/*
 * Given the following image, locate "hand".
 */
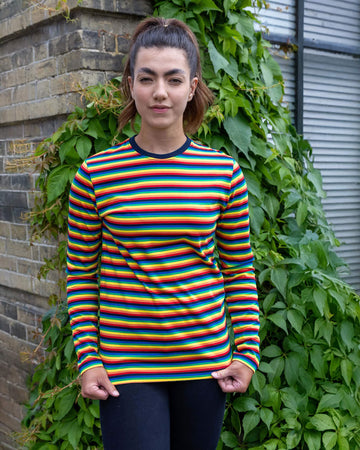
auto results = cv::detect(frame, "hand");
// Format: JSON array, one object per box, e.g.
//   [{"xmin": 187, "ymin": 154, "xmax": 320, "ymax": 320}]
[
  {"xmin": 211, "ymin": 360, "xmax": 254, "ymax": 393},
  {"xmin": 81, "ymin": 367, "xmax": 119, "ymax": 400}
]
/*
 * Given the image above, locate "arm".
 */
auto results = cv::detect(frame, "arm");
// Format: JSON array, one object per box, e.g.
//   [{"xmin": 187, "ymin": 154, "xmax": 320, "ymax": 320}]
[
  {"xmin": 67, "ymin": 162, "xmax": 117, "ymax": 399},
  {"xmin": 212, "ymin": 161, "xmax": 260, "ymax": 392}
]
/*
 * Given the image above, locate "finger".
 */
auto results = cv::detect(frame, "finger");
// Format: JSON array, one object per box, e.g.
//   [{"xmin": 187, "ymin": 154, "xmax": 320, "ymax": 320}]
[
  {"xmin": 212, "ymin": 368, "xmax": 238, "ymax": 381},
  {"xmin": 211, "ymin": 367, "xmax": 231, "ymax": 379},
  {"xmin": 100, "ymin": 376, "xmax": 119, "ymax": 397},
  {"xmin": 82, "ymin": 384, "xmax": 110, "ymax": 400},
  {"xmin": 217, "ymin": 377, "xmax": 242, "ymax": 393}
]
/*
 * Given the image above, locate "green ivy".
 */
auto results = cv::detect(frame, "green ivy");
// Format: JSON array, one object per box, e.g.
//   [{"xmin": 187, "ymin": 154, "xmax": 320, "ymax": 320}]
[{"xmin": 19, "ymin": 1, "xmax": 360, "ymax": 449}]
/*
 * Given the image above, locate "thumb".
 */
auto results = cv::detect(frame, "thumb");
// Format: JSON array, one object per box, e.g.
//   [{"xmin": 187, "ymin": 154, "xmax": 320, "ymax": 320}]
[
  {"xmin": 211, "ymin": 367, "xmax": 230, "ymax": 379},
  {"xmin": 100, "ymin": 375, "xmax": 119, "ymax": 397}
]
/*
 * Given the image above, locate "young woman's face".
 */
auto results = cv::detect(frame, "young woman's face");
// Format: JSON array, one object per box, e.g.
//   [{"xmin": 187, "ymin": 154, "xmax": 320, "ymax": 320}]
[{"xmin": 128, "ymin": 46, "xmax": 198, "ymax": 135}]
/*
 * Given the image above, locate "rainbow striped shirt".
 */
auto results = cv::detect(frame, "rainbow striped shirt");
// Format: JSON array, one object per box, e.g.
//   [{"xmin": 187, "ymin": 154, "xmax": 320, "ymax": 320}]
[{"xmin": 67, "ymin": 137, "xmax": 260, "ymax": 384}]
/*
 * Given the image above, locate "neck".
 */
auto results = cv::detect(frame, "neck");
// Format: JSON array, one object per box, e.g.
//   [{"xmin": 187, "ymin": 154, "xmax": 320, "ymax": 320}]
[{"xmin": 135, "ymin": 128, "xmax": 187, "ymax": 155}]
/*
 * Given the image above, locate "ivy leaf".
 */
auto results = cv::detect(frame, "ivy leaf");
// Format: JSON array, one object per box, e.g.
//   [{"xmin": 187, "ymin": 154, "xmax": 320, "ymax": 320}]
[
  {"xmin": 308, "ymin": 414, "xmax": 336, "ymax": 432},
  {"xmin": 235, "ymin": 15, "xmax": 255, "ymax": 39},
  {"xmin": 231, "ymin": 408, "xmax": 241, "ymax": 433},
  {"xmin": 224, "ymin": 114, "xmax": 252, "ymax": 153},
  {"xmin": 296, "ymin": 201, "xmax": 308, "ymax": 226},
  {"xmin": 311, "ymin": 240, "xmax": 328, "ymax": 269},
  {"xmin": 89, "ymin": 402, "xmax": 100, "ymax": 418},
  {"xmin": 337, "ymin": 434, "xmax": 350, "ymax": 450},
  {"xmin": 322, "ymin": 431, "xmax": 337, "ymax": 449},
  {"xmin": 251, "ymin": 370, "xmax": 266, "ymax": 393},
  {"xmin": 224, "ymin": 0, "xmax": 237, "ymax": 15},
  {"xmin": 261, "ymin": 344, "xmax": 282, "ymax": 358},
  {"xmin": 287, "ymin": 309, "xmax": 304, "ymax": 334},
  {"xmin": 233, "ymin": 396, "xmax": 259, "ymax": 412},
  {"xmin": 208, "ymin": 41, "xmax": 239, "ymax": 80},
  {"xmin": 85, "ymin": 118, "xmax": 107, "ymax": 139},
  {"xmin": 268, "ymin": 310, "xmax": 287, "ymax": 333},
  {"xmin": 226, "ymin": 56, "xmax": 240, "ymax": 80},
  {"xmin": 313, "ymin": 287, "xmax": 327, "ymax": 316},
  {"xmin": 64, "ymin": 337, "xmax": 75, "ymax": 362},
  {"xmin": 329, "ymin": 289, "xmax": 346, "ymax": 313},
  {"xmin": 157, "ymin": 2, "xmax": 181, "ymax": 17},
  {"xmin": 269, "ymin": 83, "xmax": 283, "ymax": 104},
  {"xmin": 221, "ymin": 431, "xmax": 239, "ymax": 448},
  {"xmin": 68, "ymin": 166, "xmax": 78, "ymax": 185},
  {"xmin": 54, "ymin": 390, "xmax": 77, "ymax": 420},
  {"xmin": 340, "ymin": 321, "xmax": 354, "ymax": 351},
  {"xmin": 242, "ymin": 411, "xmax": 260, "ymax": 439},
  {"xmin": 314, "ymin": 318, "xmax": 333, "ymax": 346},
  {"xmin": 341, "ymin": 359, "xmax": 352, "ymax": 387},
  {"xmin": 51, "ymin": 128, "xmax": 65, "ymax": 144},
  {"xmin": 192, "ymin": 0, "xmax": 221, "ymax": 13},
  {"xmin": 307, "ymin": 169, "xmax": 326, "ymax": 198},
  {"xmin": 84, "ymin": 410, "xmax": 95, "ymax": 428},
  {"xmin": 238, "ymin": 0, "xmax": 252, "ymax": 9},
  {"xmin": 95, "ymin": 138, "xmax": 111, "ymax": 153},
  {"xmin": 109, "ymin": 114, "xmax": 118, "ymax": 136},
  {"xmin": 284, "ymin": 190, "xmax": 302, "ymax": 209},
  {"xmin": 47, "ymin": 165, "xmax": 72, "ymax": 204},
  {"xmin": 260, "ymin": 62, "xmax": 273, "ymax": 87},
  {"xmin": 270, "ymin": 267, "xmax": 288, "ymax": 298},
  {"xmin": 263, "ymin": 194, "xmax": 280, "ymax": 220},
  {"xmin": 250, "ymin": 136, "xmax": 272, "ymax": 158},
  {"xmin": 68, "ymin": 422, "xmax": 82, "ymax": 449},
  {"xmin": 281, "ymin": 388, "xmax": 302, "ymax": 412},
  {"xmin": 310, "ymin": 345, "xmax": 326, "ymax": 377},
  {"xmin": 317, "ymin": 392, "xmax": 345, "ymax": 413},
  {"xmin": 59, "ymin": 136, "xmax": 78, "ymax": 164},
  {"xmin": 208, "ymin": 40, "xmax": 229, "ymax": 73},
  {"xmin": 248, "ymin": 205, "xmax": 263, "ymax": 237},
  {"xmin": 76, "ymin": 135, "xmax": 92, "ymax": 160},
  {"xmin": 244, "ymin": 170, "xmax": 263, "ymax": 200},
  {"xmin": 284, "ymin": 353, "xmax": 300, "ymax": 385},
  {"xmin": 286, "ymin": 430, "xmax": 302, "ymax": 449},
  {"xmin": 287, "ymin": 271, "xmax": 307, "ymax": 290},
  {"xmin": 260, "ymin": 407, "xmax": 274, "ymax": 430}
]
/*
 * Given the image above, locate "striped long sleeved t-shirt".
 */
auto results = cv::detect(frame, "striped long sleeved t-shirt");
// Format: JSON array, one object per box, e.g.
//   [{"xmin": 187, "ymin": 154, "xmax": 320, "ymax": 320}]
[{"xmin": 67, "ymin": 136, "xmax": 260, "ymax": 385}]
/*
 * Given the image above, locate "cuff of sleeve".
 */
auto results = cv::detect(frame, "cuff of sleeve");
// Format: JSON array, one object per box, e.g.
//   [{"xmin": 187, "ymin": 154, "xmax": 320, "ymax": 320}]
[
  {"xmin": 78, "ymin": 355, "xmax": 103, "ymax": 375},
  {"xmin": 232, "ymin": 352, "xmax": 259, "ymax": 373}
]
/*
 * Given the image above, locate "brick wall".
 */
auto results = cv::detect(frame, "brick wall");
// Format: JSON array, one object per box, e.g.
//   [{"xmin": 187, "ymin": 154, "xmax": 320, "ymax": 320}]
[{"xmin": 0, "ymin": 1, "xmax": 152, "ymax": 447}]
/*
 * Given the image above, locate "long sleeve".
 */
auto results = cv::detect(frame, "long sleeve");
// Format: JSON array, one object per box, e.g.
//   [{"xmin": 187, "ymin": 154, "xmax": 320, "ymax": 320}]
[
  {"xmin": 216, "ymin": 161, "xmax": 260, "ymax": 372},
  {"xmin": 66, "ymin": 162, "xmax": 103, "ymax": 374}
]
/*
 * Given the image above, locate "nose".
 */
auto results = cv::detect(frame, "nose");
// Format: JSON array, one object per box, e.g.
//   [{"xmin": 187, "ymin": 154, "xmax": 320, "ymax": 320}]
[{"xmin": 153, "ymin": 79, "xmax": 167, "ymax": 100}]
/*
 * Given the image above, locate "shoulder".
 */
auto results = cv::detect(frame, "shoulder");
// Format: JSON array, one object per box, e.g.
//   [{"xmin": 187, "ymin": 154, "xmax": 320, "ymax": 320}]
[
  {"xmin": 189, "ymin": 140, "xmax": 237, "ymax": 163},
  {"xmin": 84, "ymin": 138, "xmax": 133, "ymax": 166},
  {"xmin": 188, "ymin": 140, "xmax": 241, "ymax": 173}
]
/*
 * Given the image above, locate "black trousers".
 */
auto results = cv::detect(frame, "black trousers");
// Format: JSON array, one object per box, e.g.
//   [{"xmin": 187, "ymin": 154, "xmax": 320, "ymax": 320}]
[{"xmin": 100, "ymin": 379, "xmax": 226, "ymax": 450}]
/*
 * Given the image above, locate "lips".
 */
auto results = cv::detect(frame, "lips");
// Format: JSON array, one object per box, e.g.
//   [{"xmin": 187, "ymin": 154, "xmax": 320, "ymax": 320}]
[{"xmin": 151, "ymin": 105, "xmax": 170, "ymax": 113}]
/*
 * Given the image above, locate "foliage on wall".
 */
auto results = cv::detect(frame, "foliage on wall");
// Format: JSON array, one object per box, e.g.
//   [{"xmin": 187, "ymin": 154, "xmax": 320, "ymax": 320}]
[{"xmin": 19, "ymin": 0, "xmax": 360, "ymax": 449}]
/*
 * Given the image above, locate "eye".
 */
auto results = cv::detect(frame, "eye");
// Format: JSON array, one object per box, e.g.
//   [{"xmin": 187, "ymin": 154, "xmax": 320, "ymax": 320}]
[
  {"xmin": 169, "ymin": 78, "xmax": 183, "ymax": 85},
  {"xmin": 138, "ymin": 76, "xmax": 153, "ymax": 84}
]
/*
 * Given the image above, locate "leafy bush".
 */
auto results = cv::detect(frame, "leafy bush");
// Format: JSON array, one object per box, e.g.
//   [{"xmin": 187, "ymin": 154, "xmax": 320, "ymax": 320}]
[{"xmin": 20, "ymin": 0, "xmax": 360, "ymax": 449}]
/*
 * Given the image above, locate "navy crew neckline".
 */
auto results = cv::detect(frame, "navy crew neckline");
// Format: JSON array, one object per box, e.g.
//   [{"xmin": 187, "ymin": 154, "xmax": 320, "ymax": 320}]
[{"xmin": 130, "ymin": 135, "xmax": 191, "ymax": 159}]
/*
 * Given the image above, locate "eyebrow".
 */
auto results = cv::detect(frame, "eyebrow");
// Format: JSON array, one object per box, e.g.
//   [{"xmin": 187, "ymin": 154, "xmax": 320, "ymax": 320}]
[{"xmin": 136, "ymin": 67, "xmax": 186, "ymax": 77}]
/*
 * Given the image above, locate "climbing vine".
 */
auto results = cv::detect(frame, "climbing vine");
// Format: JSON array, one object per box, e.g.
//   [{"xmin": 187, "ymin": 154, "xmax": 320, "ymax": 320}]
[
  {"xmin": 19, "ymin": 0, "xmax": 360, "ymax": 449},
  {"xmin": 29, "ymin": 0, "xmax": 83, "ymax": 22}
]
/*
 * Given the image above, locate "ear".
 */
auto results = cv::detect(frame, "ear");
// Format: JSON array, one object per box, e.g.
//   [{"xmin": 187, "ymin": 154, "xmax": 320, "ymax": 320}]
[
  {"xmin": 128, "ymin": 76, "xmax": 134, "ymax": 99},
  {"xmin": 188, "ymin": 77, "xmax": 198, "ymax": 101}
]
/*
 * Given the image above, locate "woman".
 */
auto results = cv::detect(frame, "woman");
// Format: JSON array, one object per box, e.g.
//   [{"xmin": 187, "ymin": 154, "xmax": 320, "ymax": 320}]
[{"xmin": 67, "ymin": 16, "xmax": 260, "ymax": 450}]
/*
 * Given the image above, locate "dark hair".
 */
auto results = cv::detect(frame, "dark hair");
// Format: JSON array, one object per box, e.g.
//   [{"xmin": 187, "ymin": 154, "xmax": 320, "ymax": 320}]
[{"xmin": 118, "ymin": 17, "xmax": 214, "ymax": 135}]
